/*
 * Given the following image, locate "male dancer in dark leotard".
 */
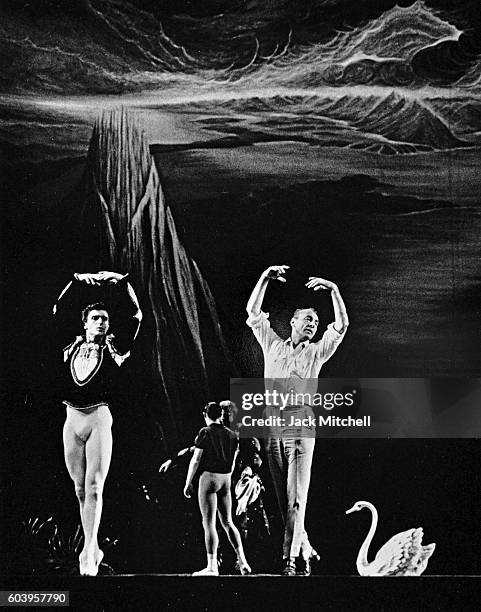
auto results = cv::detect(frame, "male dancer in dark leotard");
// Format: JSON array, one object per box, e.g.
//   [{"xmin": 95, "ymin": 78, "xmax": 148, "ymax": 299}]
[{"xmin": 54, "ymin": 271, "xmax": 142, "ymax": 576}]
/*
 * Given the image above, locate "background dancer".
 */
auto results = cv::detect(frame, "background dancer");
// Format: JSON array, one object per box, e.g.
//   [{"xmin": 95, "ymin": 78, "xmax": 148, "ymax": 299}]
[
  {"xmin": 234, "ymin": 444, "xmax": 271, "ymax": 572},
  {"xmin": 183, "ymin": 402, "xmax": 251, "ymax": 576},
  {"xmin": 53, "ymin": 271, "xmax": 142, "ymax": 576},
  {"xmin": 158, "ymin": 401, "xmax": 238, "ymax": 474},
  {"xmin": 246, "ymin": 265, "xmax": 348, "ymax": 575}
]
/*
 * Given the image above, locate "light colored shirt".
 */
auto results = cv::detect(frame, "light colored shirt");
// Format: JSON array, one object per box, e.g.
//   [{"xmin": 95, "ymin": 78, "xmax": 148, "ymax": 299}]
[{"xmin": 247, "ymin": 311, "xmax": 346, "ymax": 401}]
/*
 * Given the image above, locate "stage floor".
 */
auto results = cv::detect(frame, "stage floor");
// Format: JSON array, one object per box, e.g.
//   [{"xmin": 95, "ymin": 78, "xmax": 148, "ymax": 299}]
[{"xmin": 2, "ymin": 575, "xmax": 481, "ymax": 611}]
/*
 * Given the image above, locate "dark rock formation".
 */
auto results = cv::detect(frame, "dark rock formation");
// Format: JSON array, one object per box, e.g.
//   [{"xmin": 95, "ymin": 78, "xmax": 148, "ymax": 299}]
[{"xmin": 82, "ymin": 108, "xmax": 232, "ymax": 444}]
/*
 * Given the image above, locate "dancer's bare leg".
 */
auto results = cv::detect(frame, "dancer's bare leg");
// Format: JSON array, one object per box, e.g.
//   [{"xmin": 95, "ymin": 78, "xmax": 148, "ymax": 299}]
[
  {"xmin": 81, "ymin": 407, "xmax": 112, "ymax": 573},
  {"xmin": 63, "ymin": 413, "xmax": 88, "ymax": 534},
  {"xmin": 217, "ymin": 479, "xmax": 251, "ymax": 574},
  {"xmin": 195, "ymin": 473, "xmax": 219, "ymax": 575}
]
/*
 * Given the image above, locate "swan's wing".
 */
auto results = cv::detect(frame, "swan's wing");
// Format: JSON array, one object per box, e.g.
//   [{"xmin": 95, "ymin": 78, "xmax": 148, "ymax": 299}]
[
  {"xmin": 421, "ymin": 543, "xmax": 436, "ymax": 561},
  {"xmin": 373, "ymin": 528, "xmax": 424, "ymax": 576},
  {"xmin": 404, "ymin": 542, "xmax": 436, "ymax": 576}
]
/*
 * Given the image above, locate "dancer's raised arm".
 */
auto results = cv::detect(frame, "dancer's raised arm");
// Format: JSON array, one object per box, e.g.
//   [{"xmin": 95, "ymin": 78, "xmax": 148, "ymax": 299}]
[
  {"xmin": 305, "ymin": 276, "xmax": 349, "ymax": 333},
  {"xmin": 246, "ymin": 265, "xmax": 290, "ymax": 317}
]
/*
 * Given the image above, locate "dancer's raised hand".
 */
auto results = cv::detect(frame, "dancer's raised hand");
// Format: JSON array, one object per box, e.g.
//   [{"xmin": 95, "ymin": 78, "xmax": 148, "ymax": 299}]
[
  {"xmin": 305, "ymin": 277, "xmax": 338, "ymax": 292},
  {"xmin": 264, "ymin": 265, "xmax": 290, "ymax": 283}
]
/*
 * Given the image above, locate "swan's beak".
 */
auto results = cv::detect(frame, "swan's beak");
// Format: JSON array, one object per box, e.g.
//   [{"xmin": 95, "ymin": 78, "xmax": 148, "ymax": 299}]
[{"xmin": 345, "ymin": 505, "xmax": 357, "ymax": 514}]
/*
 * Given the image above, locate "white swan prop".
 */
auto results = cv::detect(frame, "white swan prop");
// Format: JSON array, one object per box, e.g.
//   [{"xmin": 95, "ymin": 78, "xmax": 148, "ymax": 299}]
[{"xmin": 346, "ymin": 501, "xmax": 436, "ymax": 576}]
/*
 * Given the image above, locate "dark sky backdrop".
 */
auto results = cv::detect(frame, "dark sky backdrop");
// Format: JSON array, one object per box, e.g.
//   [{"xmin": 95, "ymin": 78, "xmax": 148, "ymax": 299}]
[{"xmin": 3, "ymin": 0, "xmax": 481, "ymax": 84}]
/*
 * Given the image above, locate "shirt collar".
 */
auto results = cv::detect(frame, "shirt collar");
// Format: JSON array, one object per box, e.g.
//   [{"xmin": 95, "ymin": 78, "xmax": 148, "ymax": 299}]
[{"xmin": 285, "ymin": 337, "xmax": 309, "ymax": 349}]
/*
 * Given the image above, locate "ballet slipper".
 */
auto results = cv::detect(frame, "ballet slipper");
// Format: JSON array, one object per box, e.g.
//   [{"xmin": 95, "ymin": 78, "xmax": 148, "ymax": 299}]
[
  {"xmin": 236, "ymin": 560, "xmax": 251, "ymax": 575},
  {"xmin": 79, "ymin": 550, "xmax": 100, "ymax": 577},
  {"xmin": 239, "ymin": 562, "xmax": 251, "ymax": 575},
  {"xmin": 79, "ymin": 552, "xmax": 87, "ymax": 576},
  {"xmin": 192, "ymin": 567, "xmax": 219, "ymax": 576}
]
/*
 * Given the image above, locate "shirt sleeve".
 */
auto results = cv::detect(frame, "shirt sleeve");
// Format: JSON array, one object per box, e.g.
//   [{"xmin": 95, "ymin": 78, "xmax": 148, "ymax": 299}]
[
  {"xmin": 314, "ymin": 322, "xmax": 346, "ymax": 364},
  {"xmin": 194, "ymin": 428, "xmax": 209, "ymax": 450},
  {"xmin": 246, "ymin": 311, "xmax": 281, "ymax": 355}
]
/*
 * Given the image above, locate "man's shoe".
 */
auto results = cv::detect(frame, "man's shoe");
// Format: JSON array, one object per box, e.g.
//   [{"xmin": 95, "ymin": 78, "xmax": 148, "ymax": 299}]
[
  {"xmin": 297, "ymin": 550, "xmax": 320, "ymax": 575},
  {"xmin": 297, "ymin": 556, "xmax": 311, "ymax": 576},
  {"xmin": 282, "ymin": 559, "xmax": 297, "ymax": 576}
]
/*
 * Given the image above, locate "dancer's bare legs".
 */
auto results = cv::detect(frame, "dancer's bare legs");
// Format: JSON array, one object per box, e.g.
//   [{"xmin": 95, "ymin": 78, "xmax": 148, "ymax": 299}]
[
  {"xmin": 63, "ymin": 405, "xmax": 112, "ymax": 575},
  {"xmin": 194, "ymin": 472, "xmax": 251, "ymax": 576}
]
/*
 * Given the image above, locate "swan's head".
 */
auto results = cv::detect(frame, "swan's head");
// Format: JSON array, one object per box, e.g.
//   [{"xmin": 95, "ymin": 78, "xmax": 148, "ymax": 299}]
[{"xmin": 345, "ymin": 501, "xmax": 373, "ymax": 514}]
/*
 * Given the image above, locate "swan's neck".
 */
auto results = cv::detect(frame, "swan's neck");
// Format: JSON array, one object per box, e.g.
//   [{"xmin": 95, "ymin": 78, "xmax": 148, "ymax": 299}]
[{"xmin": 356, "ymin": 503, "xmax": 378, "ymax": 573}]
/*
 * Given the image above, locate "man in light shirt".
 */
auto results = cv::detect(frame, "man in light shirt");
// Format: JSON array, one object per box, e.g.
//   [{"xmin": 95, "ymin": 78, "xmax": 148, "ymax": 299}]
[{"xmin": 246, "ymin": 265, "xmax": 348, "ymax": 575}]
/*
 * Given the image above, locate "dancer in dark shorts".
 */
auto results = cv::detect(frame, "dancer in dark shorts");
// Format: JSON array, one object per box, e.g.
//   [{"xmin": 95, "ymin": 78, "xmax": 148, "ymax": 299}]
[
  {"xmin": 53, "ymin": 271, "xmax": 142, "ymax": 576},
  {"xmin": 184, "ymin": 402, "xmax": 251, "ymax": 576}
]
